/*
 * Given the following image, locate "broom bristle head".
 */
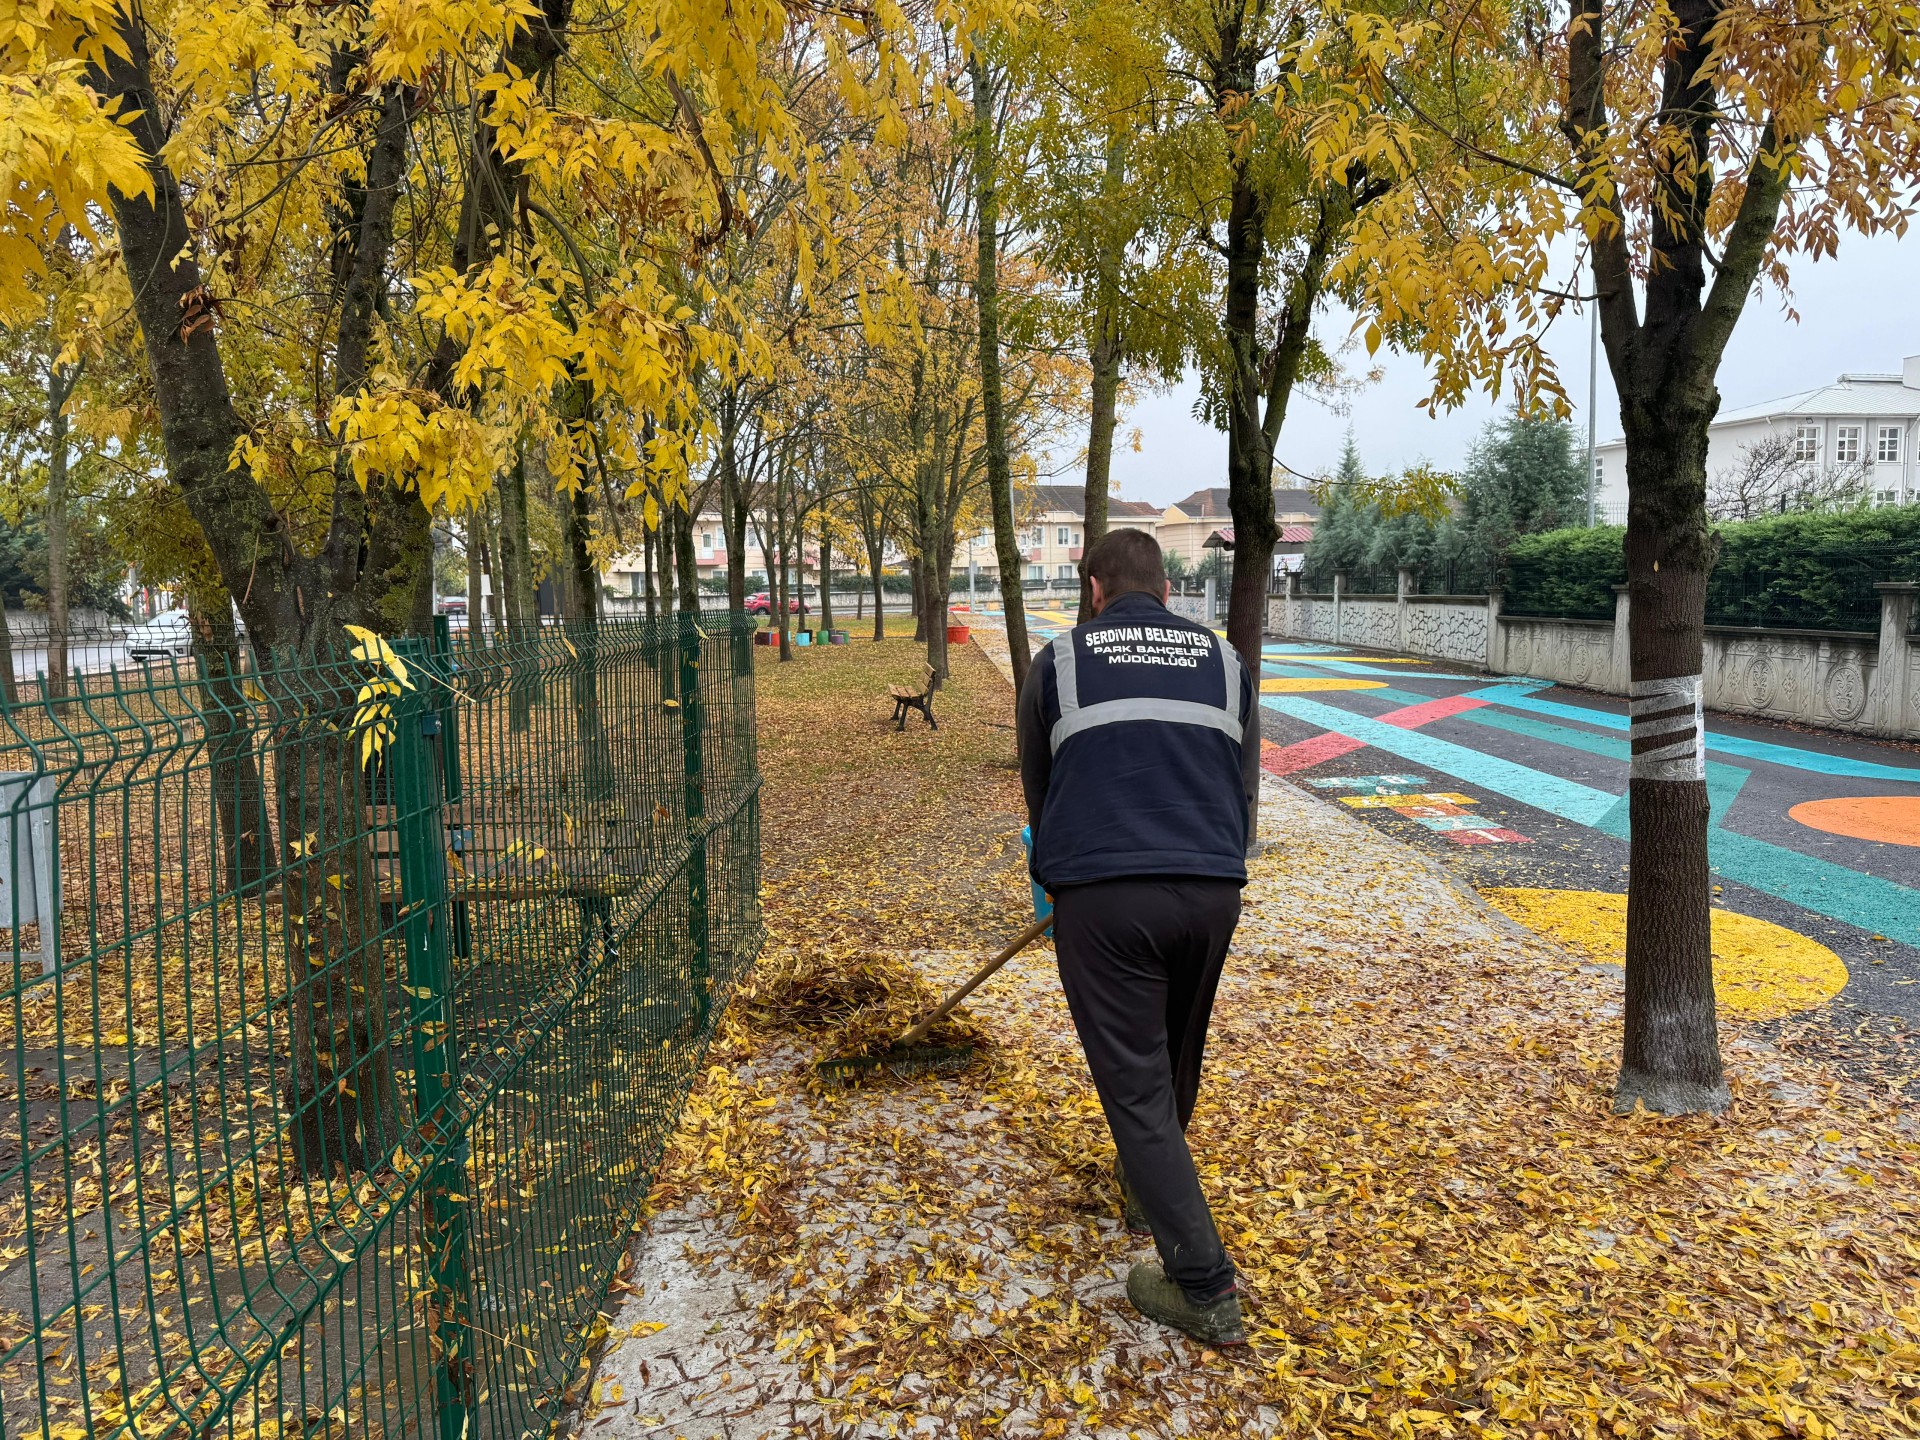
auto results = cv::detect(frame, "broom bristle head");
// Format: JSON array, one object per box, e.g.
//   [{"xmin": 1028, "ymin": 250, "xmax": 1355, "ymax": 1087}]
[{"xmin": 813, "ymin": 1043, "xmax": 976, "ymax": 1084}]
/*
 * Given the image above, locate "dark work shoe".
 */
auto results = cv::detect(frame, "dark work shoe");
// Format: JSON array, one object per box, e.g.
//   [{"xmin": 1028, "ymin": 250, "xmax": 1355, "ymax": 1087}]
[
  {"xmin": 1125, "ymin": 1263, "xmax": 1247, "ymax": 1346},
  {"xmin": 1113, "ymin": 1160, "xmax": 1151, "ymax": 1235}
]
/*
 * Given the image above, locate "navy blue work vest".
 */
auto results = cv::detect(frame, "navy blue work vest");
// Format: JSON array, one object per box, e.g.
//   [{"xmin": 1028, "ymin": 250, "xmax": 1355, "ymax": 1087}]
[{"xmin": 1029, "ymin": 592, "xmax": 1251, "ymax": 888}]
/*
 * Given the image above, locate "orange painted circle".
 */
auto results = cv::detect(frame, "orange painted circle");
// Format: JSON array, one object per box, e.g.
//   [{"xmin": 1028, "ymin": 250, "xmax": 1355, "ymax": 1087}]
[{"xmin": 1788, "ymin": 796, "xmax": 1920, "ymax": 848}]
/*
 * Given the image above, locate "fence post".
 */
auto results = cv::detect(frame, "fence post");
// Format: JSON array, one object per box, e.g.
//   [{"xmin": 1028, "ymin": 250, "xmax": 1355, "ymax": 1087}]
[
  {"xmin": 1333, "ymin": 572, "xmax": 1345, "ymax": 644},
  {"xmin": 390, "ymin": 647, "xmax": 475, "ymax": 1440},
  {"xmin": 1611, "ymin": 584, "xmax": 1633, "ymax": 694},
  {"xmin": 431, "ymin": 615, "xmax": 471, "ymax": 959},
  {"xmin": 1396, "ymin": 568, "xmax": 1414, "ymax": 652},
  {"xmin": 680, "ymin": 612, "xmax": 711, "ymax": 1027},
  {"xmin": 1872, "ymin": 582, "xmax": 1918, "ymax": 738}
]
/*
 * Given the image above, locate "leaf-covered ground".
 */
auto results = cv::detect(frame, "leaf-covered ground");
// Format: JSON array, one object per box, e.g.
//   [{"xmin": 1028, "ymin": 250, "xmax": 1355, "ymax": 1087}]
[{"xmin": 592, "ymin": 635, "xmax": 1920, "ymax": 1439}]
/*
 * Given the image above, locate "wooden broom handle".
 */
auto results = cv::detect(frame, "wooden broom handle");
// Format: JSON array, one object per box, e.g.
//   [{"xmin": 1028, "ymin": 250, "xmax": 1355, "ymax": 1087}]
[{"xmin": 895, "ymin": 913, "xmax": 1053, "ymax": 1048}]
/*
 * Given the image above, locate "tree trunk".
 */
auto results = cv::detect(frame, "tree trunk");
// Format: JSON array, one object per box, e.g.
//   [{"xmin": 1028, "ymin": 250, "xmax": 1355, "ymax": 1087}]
[
  {"xmin": 1080, "ymin": 312, "xmax": 1121, "ymax": 625},
  {"xmin": 1222, "ymin": 165, "xmax": 1279, "ymax": 680},
  {"xmin": 45, "ymin": 362, "xmax": 76, "ymax": 700},
  {"xmin": 481, "ymin": 500, "xmax": 505, "ymax": 632},
  {"xmin": 922, "ymin": 557, "xmax": 950, "ymax": 682},
  {"xmin": 1557, "ymin": 0, "xmax": 1792, "ymax": 1115},
  {"xmin": 656, "ymin": 504, "xmax": 677, "ymax": 613},
  {"xmin": 191, "ymin": 594, "xmax": 275, "ymax": 894},
  {"xmin": 910, "ymin": 556, "xmax": 925, "ymax": 640},
  {"xmin": 1615, "ymin": 410, "xmax": 1726, "ymax": 1114},
  {"xmin": 775, "ymin": 500, "xmax": 793, "ymax": 661},
  {"xmin": 1079, "ymin": 135, "xmax": 1128, "ymax": 623},
  {"xmin": 466, "ymin": 512, "xmax": 484, "ymax": 634},
  {"xmin": 92, "ymin": 14, "xmax": 443, "ymax": 1181},
  {"xmin": 720, "ymin": 403, "xmax": 751, "ymax": 615},
  {"xmin": 656, "ymin": 500, "xmax": 679, "ymax": 699},
  {"xmin": 867, "ymin": 538, "xmax": 887, "ymax": 641},
  {"xmin": 642, "ymin": 512, "xmax": 656, "ymax": 621},
  {"xmin": 0, "ymin": 602, "xmax": 16, "ymax": 706},
  {"xmin": 969, "ymin": 54, "xmax": 1031, "ymax": 694},
  {"xmin": 819, "ymin": 523, "xmax": 834, "ymax": 635},
  {"xmin": 675, "ymin": 501, "xmax": 698, "ymax": 613},
  {"xmin": 498, "ymin": 450, "xmax": 538, "ymax": 727}
]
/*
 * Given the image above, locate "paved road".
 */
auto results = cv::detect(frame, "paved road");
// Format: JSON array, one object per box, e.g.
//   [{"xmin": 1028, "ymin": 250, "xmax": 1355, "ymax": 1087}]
[
  {"xmin": 9, "ymin": 640, "xmax": 137, "ymax": 682},
  {"xmin": 1014, "ymin": 608, "xmax": 1920, "ymax": 1075}
]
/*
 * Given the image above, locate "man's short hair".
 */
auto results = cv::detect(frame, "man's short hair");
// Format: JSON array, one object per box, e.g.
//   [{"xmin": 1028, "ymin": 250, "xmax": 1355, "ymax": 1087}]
[{"xmin": 1084, "ymin": 528, "xmax": 1167, "ymax": 599}]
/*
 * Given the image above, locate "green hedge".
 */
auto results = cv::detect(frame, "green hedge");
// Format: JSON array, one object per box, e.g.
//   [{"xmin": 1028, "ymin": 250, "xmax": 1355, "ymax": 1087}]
[
  {"xmin": 1503, "ymin": 506, "xmax": 1920, "ymax": 632},
  {"xmin": 1503, "ymin": 525, "xmax": 1625, "ymax": 619}
]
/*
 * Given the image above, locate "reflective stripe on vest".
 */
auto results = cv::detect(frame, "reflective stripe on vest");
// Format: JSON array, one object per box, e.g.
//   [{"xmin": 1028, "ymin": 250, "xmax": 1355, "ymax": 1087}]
[{"xmin": 1048, "ymin": 628, "xmax": 1245, "ymax": 754}]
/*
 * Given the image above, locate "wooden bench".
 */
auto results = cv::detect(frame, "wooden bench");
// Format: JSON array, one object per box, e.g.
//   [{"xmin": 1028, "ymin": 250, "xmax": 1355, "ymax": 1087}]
[
  {"xmin": 367, "ymin": 798, "xmax": 656, "ymax": 917},
  {"xmin": 887, "ymin": 665, "xmax": 939, "ymax": 732}
]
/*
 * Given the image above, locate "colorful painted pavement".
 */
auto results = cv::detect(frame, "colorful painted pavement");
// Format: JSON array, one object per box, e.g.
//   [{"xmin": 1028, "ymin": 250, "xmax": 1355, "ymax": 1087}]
[
  {"xmin": 1250, "ymin": 641, "xmax": 1920, "ymax": 1073},
  {"xmin": 1015, "ymin": 609, "xmax": 1920, "ymax": 1073}
]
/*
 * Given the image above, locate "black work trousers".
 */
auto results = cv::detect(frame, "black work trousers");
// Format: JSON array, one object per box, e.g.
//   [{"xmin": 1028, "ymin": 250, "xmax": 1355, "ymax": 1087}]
[{"xmin": 1051, "ymin": 876, "xmax": 1241, "ymax": 1302}]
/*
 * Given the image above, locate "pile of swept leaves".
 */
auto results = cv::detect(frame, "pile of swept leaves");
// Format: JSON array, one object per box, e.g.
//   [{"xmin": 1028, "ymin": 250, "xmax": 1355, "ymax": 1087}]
[
  {"xmin": 638, "ymin": 635, "xmax": 1920, "ymax": 1440},
  {"xmin": 744, "ymin": 943, "xmax": 995, "ymax": 1070}
]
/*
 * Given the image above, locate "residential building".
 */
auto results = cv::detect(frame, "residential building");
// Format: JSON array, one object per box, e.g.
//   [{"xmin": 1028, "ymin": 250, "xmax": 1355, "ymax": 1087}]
[
  {"xmin": 958, "ymin": 488, "xmax": 1166, "ymax": 584},
  {"xmin": 1592, "ymin": 355, "xmax": 1920, "ymax": 521},
  {"xmin": 1016, "ymin": 485, "xmax": 1092, "ymax": 585},
  {"xmin": 604, "ymin": 508, "xmax": 817, "ymax": 600},
  {"xmin": 1155, "ymin": 487, "xmax": 1321, "ymax": 566}
]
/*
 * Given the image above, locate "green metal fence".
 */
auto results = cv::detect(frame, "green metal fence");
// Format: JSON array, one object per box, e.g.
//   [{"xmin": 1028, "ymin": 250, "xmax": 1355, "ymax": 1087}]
[{"xmin": 0, "ymin": 615, "xmax": 762, "ymax": 1438}]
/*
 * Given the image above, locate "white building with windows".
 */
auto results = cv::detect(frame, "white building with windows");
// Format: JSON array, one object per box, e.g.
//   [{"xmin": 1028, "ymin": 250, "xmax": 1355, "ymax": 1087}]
[{"xmin": 1592, "ymin": 355, "xmax": 1920, "ymax": 521}]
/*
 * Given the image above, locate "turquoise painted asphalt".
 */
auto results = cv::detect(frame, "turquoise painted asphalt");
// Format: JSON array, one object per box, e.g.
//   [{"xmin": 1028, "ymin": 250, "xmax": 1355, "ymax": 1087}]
[{"xmin": 1465, "ymin": 682, "xmax": 1920, "ymax": 782}]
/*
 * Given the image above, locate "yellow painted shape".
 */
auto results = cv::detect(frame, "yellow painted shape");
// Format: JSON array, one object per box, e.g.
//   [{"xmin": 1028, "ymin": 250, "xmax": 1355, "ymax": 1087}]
[
  {"xmin": 1480, "ymin": 887, "xmax": 1848, "ymax": 1020},
  {"xmin": 1341, "ymin": 793, "xmax": 1476, "ymax": 809},
  {"xmin": 1260, "ymin": 677, "xmax": 1389, "ymax": 693}
]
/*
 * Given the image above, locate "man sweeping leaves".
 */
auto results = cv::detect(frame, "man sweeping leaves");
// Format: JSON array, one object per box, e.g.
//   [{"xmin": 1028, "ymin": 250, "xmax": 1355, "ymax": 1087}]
[{"xmin": 1017, "ymin": 529, "xmax": 1260, "ymax": 1346}]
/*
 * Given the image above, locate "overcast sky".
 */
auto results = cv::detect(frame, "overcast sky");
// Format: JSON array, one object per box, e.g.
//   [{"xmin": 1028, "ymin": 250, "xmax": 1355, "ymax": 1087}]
[{"xmin": 1092, "ymin": 229, "xmax": 1918, "ymax": 508}]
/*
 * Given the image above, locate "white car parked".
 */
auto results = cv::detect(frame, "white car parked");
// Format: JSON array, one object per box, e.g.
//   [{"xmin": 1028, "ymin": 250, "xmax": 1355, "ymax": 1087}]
[{"xmin": 125, "ymin": 609, "xmax": 195, "ymax": 662}]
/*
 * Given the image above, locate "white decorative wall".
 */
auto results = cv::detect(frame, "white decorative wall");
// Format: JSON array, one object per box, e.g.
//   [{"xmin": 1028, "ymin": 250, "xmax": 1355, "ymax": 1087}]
[
  {"xmin": 1405, "ymin": 600, "xmax": 1490, "ymax": 667},
  {"xmin": 1265, "ymin": 582, "xmax": 1920, "ymax": 741},
  {"xmin": 1500, "ymin": 616, "xmax": 1619, "ymax": 693}
]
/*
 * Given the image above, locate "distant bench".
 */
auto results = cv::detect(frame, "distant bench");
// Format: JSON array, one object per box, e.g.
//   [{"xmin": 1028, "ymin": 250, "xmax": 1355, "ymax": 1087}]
[{"xmin": 887, "ymin": 666, "xmax": 939, "ymax": 732}]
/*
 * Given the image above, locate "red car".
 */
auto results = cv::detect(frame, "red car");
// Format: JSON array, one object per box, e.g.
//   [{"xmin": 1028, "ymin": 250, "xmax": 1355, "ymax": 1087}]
[{"xmin": 744, "ymin": 591, "xmax": 805, "ymax": 615}]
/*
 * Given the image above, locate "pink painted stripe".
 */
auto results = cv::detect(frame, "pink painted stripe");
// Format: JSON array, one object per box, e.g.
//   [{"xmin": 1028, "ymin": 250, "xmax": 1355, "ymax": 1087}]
[
  {"xmin": 1262, "ymin": 732, "xmax": 1363, "ymax": 775},
  {"xmin": 1379, "ymin": 694, "xmax": 1488, "ymax": 729},
  {"xmin": 1261, "ymin": 692, "xmax": 1486, "ymax": 777}
]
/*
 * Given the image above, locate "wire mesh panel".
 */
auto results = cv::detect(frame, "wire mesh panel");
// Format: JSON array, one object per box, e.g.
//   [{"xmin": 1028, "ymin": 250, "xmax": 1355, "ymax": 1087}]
[
  {"xmin": 0, "ymin": 616, "xmax": 762, "ymax": 1439},
  {"xmin": 1705, "ymin": 540, "xmax": 1920, "ymax": 633}
]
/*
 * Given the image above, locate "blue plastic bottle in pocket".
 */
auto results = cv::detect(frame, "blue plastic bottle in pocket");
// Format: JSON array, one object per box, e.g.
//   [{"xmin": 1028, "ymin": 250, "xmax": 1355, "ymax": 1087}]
[{"xmin": 1021, "ymin": 825, "xmax": 1053, "ymax": 933}]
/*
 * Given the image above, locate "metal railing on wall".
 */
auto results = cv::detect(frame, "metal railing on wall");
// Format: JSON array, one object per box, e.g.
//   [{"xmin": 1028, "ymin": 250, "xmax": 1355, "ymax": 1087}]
[{"xmin": 2, "ymin": 615, "xmax": 762, "ymax": 1439}]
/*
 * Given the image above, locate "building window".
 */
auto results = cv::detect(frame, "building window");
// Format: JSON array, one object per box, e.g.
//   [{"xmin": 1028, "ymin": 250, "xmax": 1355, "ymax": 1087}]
[
  {"xmin": 1792, "ymin": 423, "xmax": 1821, "ymax": 463},
  {"xmin": 1026, "ymin": 529, "xmax": 1043, "ymax": 547},
  {"xmin": 1879, "ymin": 426, "xmax": 1903, "ymax": 463},
  {"xmin": 1056, "ymin": 526, "xmax": 1071, "ymax": 546},
  {"xmin": 1876, "ymin": 489, "xmax": 1901, "ymax": 508},
  {"xmin": 700, "ymin": 530, "xmax": 715, "ymax": 555},
  {"xmin": 1836, "ymin": 426, "xmax": 1863, "ymax": 464},
  {"xmin": 1026, "ymin": 564, "xmax": 1044, "ymax": 580},
  {"xmin": 1057, "ymin": 564, "xmax": 1074, "ymax": 580},
  {"xmin": 1073, "ymin": 531, "xmax": 1081, "ymax": 546}
]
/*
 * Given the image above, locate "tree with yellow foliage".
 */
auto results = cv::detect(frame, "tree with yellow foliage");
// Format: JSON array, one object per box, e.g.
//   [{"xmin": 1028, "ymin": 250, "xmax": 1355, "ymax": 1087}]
[{"xmin": 1322, "ymin": 0, "xmax": 1920, "ymax": 1112}]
